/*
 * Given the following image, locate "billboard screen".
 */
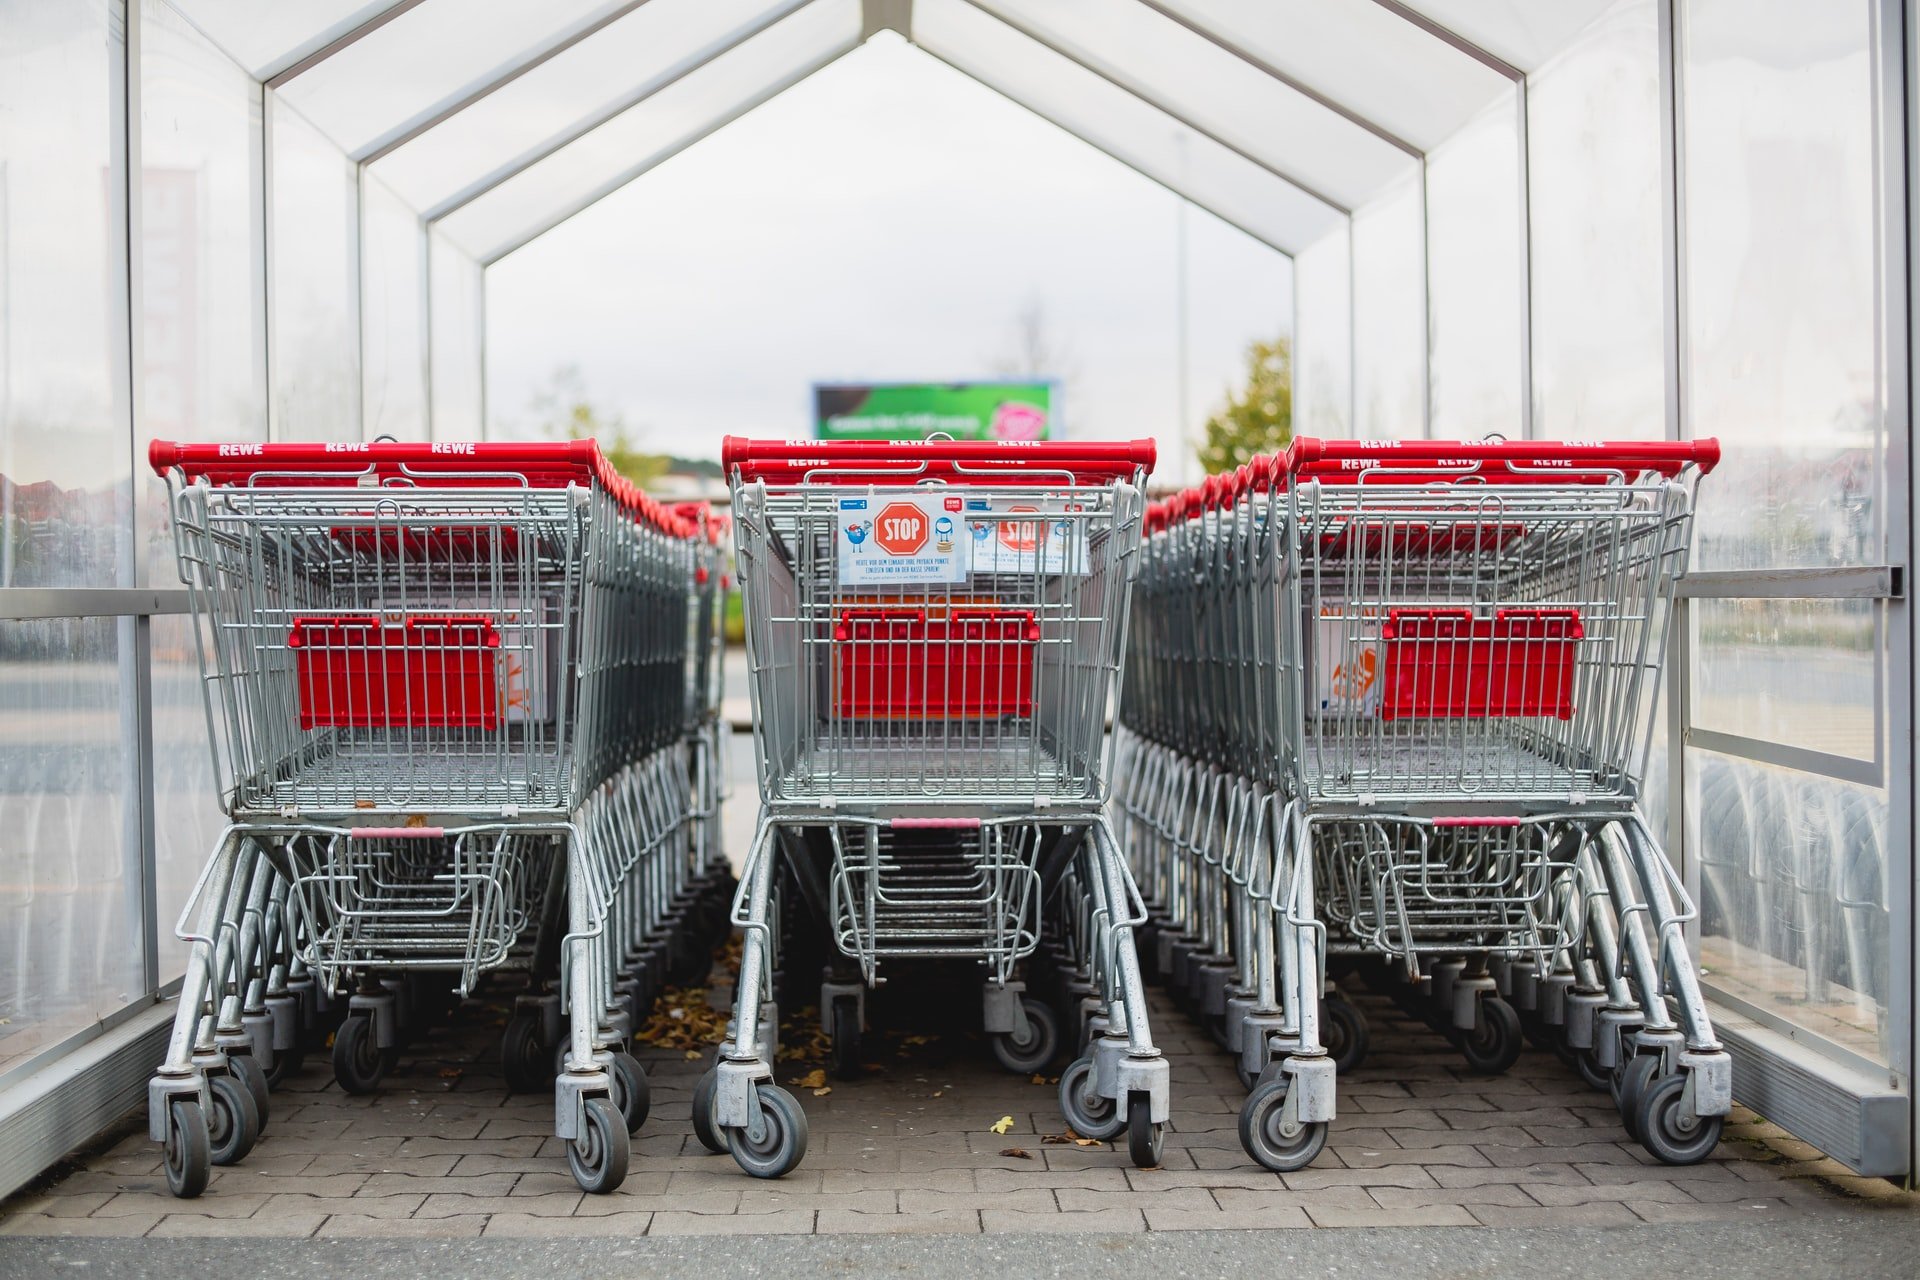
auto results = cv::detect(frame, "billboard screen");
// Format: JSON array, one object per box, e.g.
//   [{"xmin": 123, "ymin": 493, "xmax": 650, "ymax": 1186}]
[{"xmin": 812, "ymin": 381, "xmax": 1055, "ymax": 441}]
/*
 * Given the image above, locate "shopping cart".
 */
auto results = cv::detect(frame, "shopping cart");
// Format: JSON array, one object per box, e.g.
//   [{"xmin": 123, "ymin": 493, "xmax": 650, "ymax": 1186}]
[
  {"xmin": 1124, "ymin": 438, "xmax": 1732, "ymax": 1172},
  {"xmin": 707, "ymin": 435, "xmax": 1169, "ymax": 1178},
  {"xmin": 145, "ymin": 438, "xmax": 709, "ymax": 1198}
]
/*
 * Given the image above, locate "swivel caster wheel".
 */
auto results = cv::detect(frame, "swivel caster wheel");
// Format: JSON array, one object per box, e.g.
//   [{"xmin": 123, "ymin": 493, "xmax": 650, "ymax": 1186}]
[
  {"xmin": 207, "ymin": 1074, "xmax": 261, "ymax": 1167},
  {"xmin": 500, "ymin": 1012, "xmax": 556, "ymax": 1094},
  {"xmin": 162, "ymin": 1099, "xmax": 211, "ymax": 1199},
  {"xmin": 1458, "ymin": 996, "xmax": 1524, "ymax": 1075},
  {"xmin": 691, "ymin": 1067, "xmax": 726, "ymax": 1154},
  {"xmin": 726, "ymin": 1084, "xmax": 809, "ymax": 1179},
  {"xmin": 567, "ymin": 1097, "xmax": 631, "ymax": 1194},
  {"xmin": 1321, "ymin": 995, "xmax": 1371, "ymax": 1074},
  {"xmin": 1126, "ymin": 1093, "xmax": 1163, "ymax": 1168},
  {"xmin": 829, "ymin": 996, "xmax": 863, "ymax": 1081},
  {"xmin": 263, "ymin": 1042, "xmax": 304, "ymax": 1090},
  {"xmin": 1238, "ymin": 1077, "xmax": 1329, "ymax": 1173},
  {"xmin": 229, "ymin": 1053, "xmax": 271, "ymax": 1128},
  {"xmin": 1057, "ymin": 1056, "xmax": 1125, "ymax": 1141},
  {"xmin": 1635, "ymin": 1073, "xmax": 1724, "ymax": 1165},
  {"xmin": 331, "ymin": 1013, "xmax": 397, "ymax": 1095},
  {"xmin": 990, "ymin": 998, "xmax": 1059, "ymax": 1075},
  {"xmin": 608, "ymin": 1050, "xmax": 651, "ymax": 1135},
  {"xmin": 1613, "ymin": 1054, "xmax": 1662, "ymax": 1142}
]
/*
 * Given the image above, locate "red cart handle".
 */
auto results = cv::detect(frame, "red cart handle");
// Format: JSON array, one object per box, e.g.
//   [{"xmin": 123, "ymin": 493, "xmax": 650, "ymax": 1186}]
[
  {"xmin": 1283, "ymin": 436, "xmax": 1719, "ymax": 483},
  {"xmin": 149, "ymin": 438, "xmax": 699, "ymax": 540},
  {"xmin": 721, "ymin": 435, "xmax": 1156, "ymax": 486}
]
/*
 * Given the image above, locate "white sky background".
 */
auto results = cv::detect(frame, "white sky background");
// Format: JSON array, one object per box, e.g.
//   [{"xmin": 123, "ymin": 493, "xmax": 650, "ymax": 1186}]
[{"xmin": 484, "ymin": 33, "xmax": 1292, "ymax": 490}]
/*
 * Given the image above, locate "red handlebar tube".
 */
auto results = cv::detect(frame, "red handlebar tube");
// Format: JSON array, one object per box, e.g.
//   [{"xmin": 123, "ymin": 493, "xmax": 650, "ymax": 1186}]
[
  {"xmin": 1283, "ymin": 436, "xmax": 1720, "ymax": 483},
  {"xmin": 148, "ymin": 438, "xmax": 698, "ymax": 539},
  {"xmin": 721, "ymin": 435, "xmax": 1156, "ymax": 486}
]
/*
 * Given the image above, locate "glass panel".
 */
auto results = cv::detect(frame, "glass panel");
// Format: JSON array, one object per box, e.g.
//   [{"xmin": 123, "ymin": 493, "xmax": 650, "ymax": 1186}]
[
  {"xmin": 439, "ymin": 0, "xmax": 863, "ymax": 262},
  {"xmin": 268, "ymin": 100, "xmax": 361, "ymax": 441},
  {"xmin": 1397, "ymin": 0, "xmax": 1618, "ymax": 73},
  {"xmin": 140, "ymin": 0, "xmax": 269, "ymax": 589},
  {"xmin": 1681, "ymin": 0, "xmax": 1882, "ymax": 571},
  {"xmin": 970, "ymin": 0, "xmax": 1416, "ymax": 210},
  {"xmin": 276, "ymin": 0, "xmax": 624, "ymax": 158},
  {"xmin": 361, "ymin": 175, "xmax": 428, "ymax": 439},
  {"xmin": 1350, "ymin": 175, "xmax": 1425, "ymax": 439},
  {"xmin": 0, "ymin": 618, "xmax": 140, "ymax": 1074},
  {"xmin": 1691, "ymin": 598, "xmax": 1877, "ymax": 763},
  {"xmin": 0, "ymin": 0, "xmax": 133, "ymax": 589},
  {"xmin": 1152, "ymin": 0, "xmax": 1510, "ymax": 152},
  {"xmin": 429, "ymin": 233, "xmax": 483, "ymax": 438},
  {"xmin": 166, "ymin": 0, "xmax": 404, "ymax": 79},
  {"xmin": 1293, "ymin": 227, "xmax": 1352, "ymax": 438},
  {"xmin": 914, "ymin": 0, "xmax": 1341, "ymax": 256},
  {"xmin": 373, "ymin": 0, "xmax": 803, "ymax": 216},
  {"xmin": 150, "ymin": 610, "xmax": 224, "ymax": 979},
  {"xmin": 1527, "ymin": 0, "xmax": 1664, "ymax": 440},
  {"xmin": 1688, "ymin": 748, "xmax": 1892, "ymax": 1066},
  {"xmin": 1425, "ymin": 94, "xmax": 1524, "ymax": 438}
]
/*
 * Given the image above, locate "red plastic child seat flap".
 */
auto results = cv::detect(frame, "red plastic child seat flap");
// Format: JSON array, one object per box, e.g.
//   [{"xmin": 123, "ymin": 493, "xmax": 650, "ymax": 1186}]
[
  {"xmin": 288, "ymin": 614, "xmax": 502, "ymax": 730},
  {"xmin": 1378, "ymin": 607, "xmax": 1583, "ymax": 721},
  {"xmin": 834, "ymin": 607, "xmax": 1040, "ymax": 720}
]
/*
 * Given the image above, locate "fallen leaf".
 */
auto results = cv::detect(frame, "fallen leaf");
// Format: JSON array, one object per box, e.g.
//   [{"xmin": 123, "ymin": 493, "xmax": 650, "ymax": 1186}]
[
  {"xmin": 989, "ymin": 1115, "xmax": 1014, "ymax": 1135},
  {"xmin": 683, "ymin": 1049, "xmax": 701, "ymax": 1060},
  {"xmin": 437, "ymin": 1068, "xmax": 462, "ymax": 1079},
  {"xmin": 811, "ymin": 1086, "xmax": 832, "ymax": 1097},
  {"xmin": 1030, "ymin": 1074, "xmax": 1048, "ymax": 1086},
  {"xmin": 932, "ymin": 1091, "xmax": 942, "ymax": 1098},
  {"xmin": 999, "ymin": 1148, "xmax": 1031, "ymax": 1159},
  {"xmin": 795, "ymin": 1068, "xmax": 827, "ymax": 1090}
]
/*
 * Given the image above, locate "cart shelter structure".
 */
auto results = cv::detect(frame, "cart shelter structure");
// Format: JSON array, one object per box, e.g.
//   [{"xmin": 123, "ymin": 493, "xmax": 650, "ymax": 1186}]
[{"xmin": 0, "ymin": 0, "xmax": 1913, "ymax": 1202}]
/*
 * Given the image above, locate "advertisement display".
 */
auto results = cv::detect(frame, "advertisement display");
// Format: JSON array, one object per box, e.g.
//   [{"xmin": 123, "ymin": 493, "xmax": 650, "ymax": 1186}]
[{"xmin": 813, "ymin": 381, "xmax": 1056, "ymax": 441}]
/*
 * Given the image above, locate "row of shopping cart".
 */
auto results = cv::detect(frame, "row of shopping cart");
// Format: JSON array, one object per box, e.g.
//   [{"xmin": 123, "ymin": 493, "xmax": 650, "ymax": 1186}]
[
  {"xmin": 144, "ymin": 427, "xmax": 1737, "ymax": 1196},
  {"xmin": 143, "ymin": 439, "xmax": 732, "ymax": 1197},
  {"xmin": 1120, "ymin": 437, "xmax": 1734, "ymax": 1170}
]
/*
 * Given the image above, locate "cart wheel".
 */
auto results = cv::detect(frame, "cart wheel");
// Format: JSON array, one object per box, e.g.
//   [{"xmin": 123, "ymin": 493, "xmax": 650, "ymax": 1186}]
[
  {"xmin": 1057, "ymin": 1056, "xmax": 1125, "ymax": 1141},
  {"xmin": 608, "ymin": 1050, "xmax": 650, "ymax": 1135},
  {"xmin": 829, "ymin": 996, "xmax": 863, "ymax": 1081},
  {"xmin": 727, "ymin": 1084, "xmax": 809, "ymax": 1179},
  {"xmin": 1125, "ymin": 1093, "xmax": 1163, "ymax": 1168},
  {"xmin": 990, "ymin": 998, "xmax": 1059, "ymax": 1075},
  {"xmin": 230, "ymin": 1052, "xmax": 271, "ymax": 1128},
  {"xmin": 691, "ymin": 1067, "xmax": 727, "ymax": 1154},
  {"xmin": 207, "ymin": 1073, "xmax": 260, "ymax": 1167},
  {"xmin": 1521, "ymin": 1008, "xmax": 1560, "ymax": 1052},
  {"xmin": 1568, "ymin": 1043, "xmax": 1611, "ymax": 1092},
  {"xmin": 500, "ymin": 1012, "xmax": 554, "ymax": 1094},
  {"xmin": 1635, "ymin": 1073, "xmax": 1724, "ymax": 1165},
  {"xmin": 263, "ymin": 1042, "xmax": 304, "ymax": 1090},
  {"xmin": 1238, "ymin": 1078, "xmax": 1329, "ymax": 1173},
  {"xmin": 331, "ymin": 1013, "xmax": 395, "ymax": 1095},
  {"xmin": 1234, "ymin": 1054, "xmax": 1263, "ymax": 1093},
  {"xmin": 1614, "ymin": 1054, "xmax": 1662, "ymax": 1142},
  {"xmin": 566, "ymin": 1097, "xmax": 631, "ymax": 1194},
  {"xmin": 1458, "ymin": 996, "xmax": 1523, "ymax": 1075},
  {"xmin": 1322, "ymin": 995, "xmax": 1371, "ymax": 1074},
  {"xmin": 162, "ymin": 1099, "xmax": 211, "ymax": 1199}
]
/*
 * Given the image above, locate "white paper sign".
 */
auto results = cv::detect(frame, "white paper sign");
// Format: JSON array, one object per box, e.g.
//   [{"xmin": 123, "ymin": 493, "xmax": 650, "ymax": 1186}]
[
  {"xmin": 964, "ymin": 497, "xmax": 1090, "ymax": 576},
  {"xmin": 835, "ymin": 494, "xmax": 967, "ymax": 585}
]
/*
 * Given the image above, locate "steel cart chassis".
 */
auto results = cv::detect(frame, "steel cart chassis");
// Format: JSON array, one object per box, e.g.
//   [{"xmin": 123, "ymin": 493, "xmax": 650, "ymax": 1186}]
[
  {"xmin": 711, "ymin": 435, "xmax": 1169, "ymax": 1177},
  {"xmin": 1126, "ymin": 438, "xmax": 1733, "ymax": 1172},
  {"xmin": 145, "ymin": 439, "xmax": 710, "ymax": 1198}
]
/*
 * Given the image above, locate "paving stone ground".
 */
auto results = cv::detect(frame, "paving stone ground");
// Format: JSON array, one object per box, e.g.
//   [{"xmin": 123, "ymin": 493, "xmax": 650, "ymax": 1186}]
[{"xmin": 3, "ymin": 970, "xmax": 1911, "ymax": 1239}]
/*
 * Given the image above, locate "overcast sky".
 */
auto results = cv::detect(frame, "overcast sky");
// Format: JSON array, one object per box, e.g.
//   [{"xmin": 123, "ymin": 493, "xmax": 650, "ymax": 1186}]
[{"xmin": 484, "ymin": 32, "xmax": 1292, "ymax": 490}]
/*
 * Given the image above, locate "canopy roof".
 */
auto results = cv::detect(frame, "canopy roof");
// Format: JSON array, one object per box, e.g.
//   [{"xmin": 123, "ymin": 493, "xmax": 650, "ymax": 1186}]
[{"xmin": 171, "ymin": 0, "xmax": 1615, "ymax": 263}]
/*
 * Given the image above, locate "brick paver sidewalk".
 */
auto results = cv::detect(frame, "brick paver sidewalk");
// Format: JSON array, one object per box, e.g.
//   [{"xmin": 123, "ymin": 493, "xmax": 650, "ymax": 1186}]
[{"xmin": 2, "ymin": 977, "xmax": 1909, "ymax": 1239}]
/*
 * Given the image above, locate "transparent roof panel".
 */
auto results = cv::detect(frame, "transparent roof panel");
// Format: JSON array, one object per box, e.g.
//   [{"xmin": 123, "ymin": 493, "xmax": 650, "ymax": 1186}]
[
  {"xmin": 914, "ymin": 0, "xmax": 1340, "ymax": 254},
  {"xmin": 274, "ymin": 0, "xmax": 641, "ymax": 160},
  {"xmin": 1148, "ymin": 0, "xmax": 1513, "ymax": 152},
  {"xmin": 168, "ymin": 0, "xmax": 408, "ymax": 79},
  {"xmin": 968, "ymin": 0, "xmax": 1414, "ymax": 210},
  {"xmin": 372, "ymin": 0, "xmax": 806, "ymax": 218},
  {"xmin": 1397, "ymin": 1, "xmax": 1617, "ymax": 74},
  {"xmin": 439, "ymin": 0, "xmax": 862, "ymax": 263}
]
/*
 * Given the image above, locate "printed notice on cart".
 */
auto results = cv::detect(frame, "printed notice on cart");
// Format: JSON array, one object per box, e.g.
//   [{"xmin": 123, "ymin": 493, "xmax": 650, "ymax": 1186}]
[
  {"xmin": 964, "ymin": 498, "xmax": 1090, "ymax": 577},
  {"xmin": 836, "ymin": 496, "xmax": 967, "ymax": 584}
]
